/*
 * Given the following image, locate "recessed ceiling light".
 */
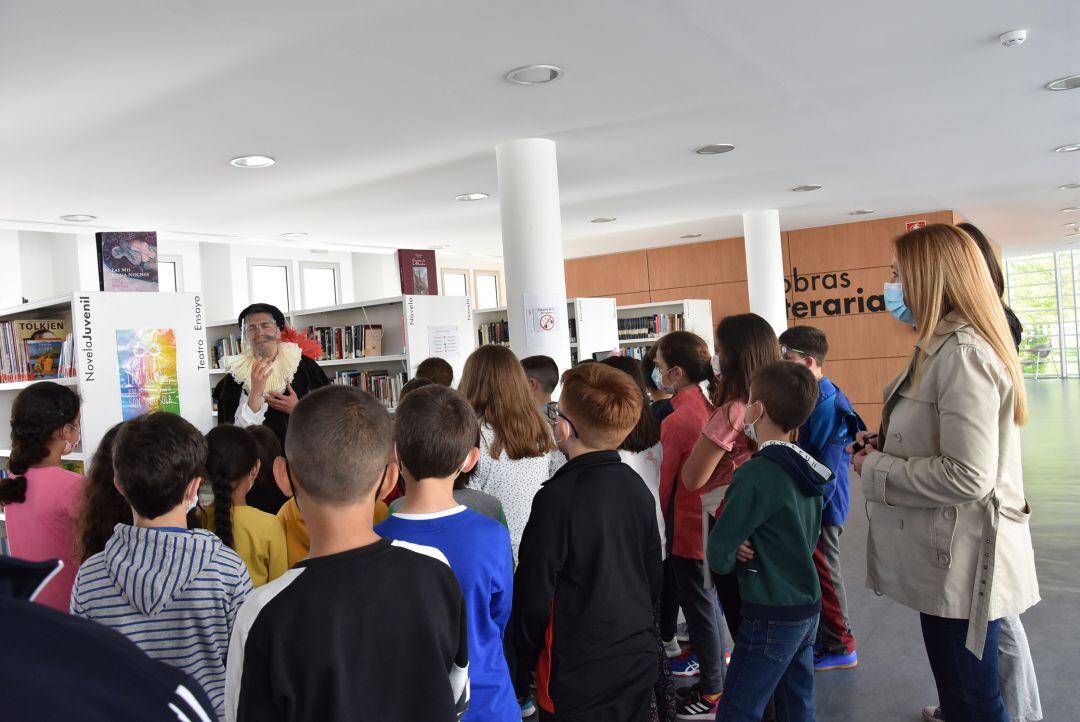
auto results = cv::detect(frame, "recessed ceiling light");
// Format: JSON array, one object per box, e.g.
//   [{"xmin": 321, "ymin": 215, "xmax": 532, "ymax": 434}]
[
  {"xmin": 1055, "ymin": 143, "xmax": 1080, "ymax": 153},
  {"xmin": 791, "ymin": 184, "xmax": 822, "ymax": 192},
  {"xmin": 590, "ymin": 217, "xmax": 617, "ymax": 223},
  {"xmin": 59, "ymin": 214, "xmax": 96, "ymax": 222},
  {"xmin": 1047, "ymin": 74, "xmax": 1080, "ymax": 91},
  {"xmin": 848, "ymin": 209, "xmax": 876, "ymax": 216},
  {"xmin": 1061, "ymin": 207, "xmax": 1080, "ymax": 213},
  {"xmin": 455, "ymin": 192, "xmax": 489, "ymax": 201},
  {"xmin": 680, "ymin": 233, "xmax": 702, "ymax": 239},
  {"xmin": 280, "ymin": 232, "xmax": 308, "ymax": 239},
  {"xmin": 505, "ymin": 65, "xmax": 563, "ymax": 85},
  {"xmin": 695, "ymin": 144, "xmax": 736, "ymax": 155},
  {"xmin": 229, "ymin": 155, "xmax": 276, "ymax": 168},
  {"xmin": 1060, "ymin": 182, "xmax": 1080, "ymax": 190}
]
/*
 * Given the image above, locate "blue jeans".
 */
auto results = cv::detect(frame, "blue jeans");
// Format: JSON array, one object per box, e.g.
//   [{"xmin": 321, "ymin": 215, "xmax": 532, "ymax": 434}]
[
  {"xmin": 718, "ymin": 615, "xmax": 817, "ymax": 722},
  {"xmin": 920, "ymin": 614, "xmax": 1008, "ymax": 722}
]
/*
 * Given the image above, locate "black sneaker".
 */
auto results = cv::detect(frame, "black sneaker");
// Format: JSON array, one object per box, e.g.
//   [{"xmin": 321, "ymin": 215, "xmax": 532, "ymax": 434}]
[{"xmin": 675, "ymin": 687, "xmax": 721, "ymax": 720}]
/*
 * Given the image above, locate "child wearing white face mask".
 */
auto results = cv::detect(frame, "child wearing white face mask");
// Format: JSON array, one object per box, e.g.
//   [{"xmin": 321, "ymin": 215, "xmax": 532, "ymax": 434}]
[
  {"xmin": 71, "ymin": 412, "xmax": 252, "ymax": 720},
  {"xmin": 1, "ymin": 381, "xmax": 85, "ymax": 613}
]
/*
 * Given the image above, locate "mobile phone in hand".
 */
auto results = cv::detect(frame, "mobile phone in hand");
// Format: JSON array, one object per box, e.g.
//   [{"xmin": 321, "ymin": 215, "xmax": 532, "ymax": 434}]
[{"xmin": 850, "ymin": 433, "xmax": 878, "ymax": 454}]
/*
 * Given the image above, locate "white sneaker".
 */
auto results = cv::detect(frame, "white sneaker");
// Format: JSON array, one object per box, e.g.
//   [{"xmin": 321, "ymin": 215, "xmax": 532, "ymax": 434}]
[
  {"xmin": 663, "ymin": 636, "xmax": 683, "ymax": 658},
  {"xmin": 676, "ymin": 621, "xmax": 690, "ymax": 642}
]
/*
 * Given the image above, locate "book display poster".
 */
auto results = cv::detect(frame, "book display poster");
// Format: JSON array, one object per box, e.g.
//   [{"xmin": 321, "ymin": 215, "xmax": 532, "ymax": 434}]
[
  {"xmin": 397, "ymin": 250, "xmax": 438, "ymax": 295},
  {"xmin": 96, "ymin": 231, "xmax": 159, "ymax": 292},
  {"xmin": 115, "ymin": 329, "xmax": 181, "ymax": 420}
]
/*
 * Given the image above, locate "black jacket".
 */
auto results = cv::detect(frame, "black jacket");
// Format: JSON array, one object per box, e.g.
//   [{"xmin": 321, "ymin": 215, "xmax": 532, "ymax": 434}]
[
  {"xmin": 512, "ymin": 450, "xmax": 662, "ymax": 716},
  {"xmin": 213, "ymin": 354, "xmax": 330, "ymax": 447},
  {"xmin": 0, "ymin": 557, "xmax": 216, "ymax": 722}
]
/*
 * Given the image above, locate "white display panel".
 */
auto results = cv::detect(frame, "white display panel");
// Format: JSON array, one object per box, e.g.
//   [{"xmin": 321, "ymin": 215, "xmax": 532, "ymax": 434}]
[{"xmin": 405, "ymin": 294, "xmax": 476, "ymax": 383}]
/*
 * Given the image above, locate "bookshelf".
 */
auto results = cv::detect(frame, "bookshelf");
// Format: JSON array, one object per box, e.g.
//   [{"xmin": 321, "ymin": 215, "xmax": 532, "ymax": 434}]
[
  {"xmin": 0, "ymin": 291, "xmax": 214, "ymax": 473},
  {"xmin": 206, "ymin": 295, "xmax": 475, "ymax": 410},
  {"xmin": 471, "ymin": 298, "xmax": 619, "ymax": 365},
  {"xmin": 615, "ymin": 299, "xmax": 714, "ymax": 357}
]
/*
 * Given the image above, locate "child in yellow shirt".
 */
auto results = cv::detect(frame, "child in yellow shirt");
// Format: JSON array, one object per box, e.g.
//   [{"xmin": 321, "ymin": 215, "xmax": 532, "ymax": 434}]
[
  {"xmin": 204, "ymin": 426, "xmax": 289, "ymax": 587},
  {"xmin": 276, "ymin": 495, "xmax": 389, "ymax": 567}
]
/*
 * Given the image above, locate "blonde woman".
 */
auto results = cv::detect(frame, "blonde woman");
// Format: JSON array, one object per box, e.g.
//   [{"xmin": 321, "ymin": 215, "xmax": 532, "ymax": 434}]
[
  {"xmin": 851, "ymin": 224, "xmax": 1039, "ymax": 722},
  {"xmin": 458, "ymin": 345, "xmax": 565, "ymax": 564}
]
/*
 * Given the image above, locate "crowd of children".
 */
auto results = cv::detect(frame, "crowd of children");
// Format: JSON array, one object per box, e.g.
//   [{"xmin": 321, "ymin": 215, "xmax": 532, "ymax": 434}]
[{"xmin": 1, "ymin": 312, "xmax": 885, "ymax": 722}]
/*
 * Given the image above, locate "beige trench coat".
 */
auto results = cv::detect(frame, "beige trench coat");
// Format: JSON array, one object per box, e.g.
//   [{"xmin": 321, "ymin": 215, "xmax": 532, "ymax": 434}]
[{"xmin": 861, "ymin": 311, "xmax": 1039, "ymax": 658}]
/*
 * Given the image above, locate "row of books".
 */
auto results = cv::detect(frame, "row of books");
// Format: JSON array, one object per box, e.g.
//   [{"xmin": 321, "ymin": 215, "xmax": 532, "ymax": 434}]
[
  {"xmin": 210, "ymin": 334, "xmax": 242, "ymax": 370},
  {"xmin": 0, "ymin": 319, "xmax": 76, "ymax": 383},
  {"xmin": 332, "ymin": 369, "xmax": 407, "ymax": 409},
  {"xmin": 621, "ymin": 345, "xmax": 648, "ymax": 361},
  {"xmin": 304, "ymin": 325, "xmax": 384, "ymax": 361},
  {"xmin": 617, "ymin": 313, "xmax": 685, "ymax": 340},
  {"xmin": 477, "ymin": 321, "xmax": 510, "ymax": 347}
]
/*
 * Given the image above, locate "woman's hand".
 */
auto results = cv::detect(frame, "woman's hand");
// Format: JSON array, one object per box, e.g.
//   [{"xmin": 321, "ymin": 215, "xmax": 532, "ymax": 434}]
[{"xmin": 847, "ymin": 431, "xmax": 878, "ymax": 476}]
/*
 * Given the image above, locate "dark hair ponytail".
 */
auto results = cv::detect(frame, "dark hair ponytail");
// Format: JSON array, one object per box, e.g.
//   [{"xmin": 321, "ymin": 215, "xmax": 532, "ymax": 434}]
[
  {"xmin": 714, "ymin": 314, "xmax": 781, "ymax": 407},
  {"xmin": 204, "ymin": 425, "xmax": 258, "ymax": 549},
  {"xmin": 2, "ymin": 382, "xmax": 81, "ymax": 505},
  {"xmin": 76, "ymin": 422, "xmax": 130, "ymax": 561},
  {"xmin": 656, "ymin": 331, "xmax": 717, "ymax": 405}
]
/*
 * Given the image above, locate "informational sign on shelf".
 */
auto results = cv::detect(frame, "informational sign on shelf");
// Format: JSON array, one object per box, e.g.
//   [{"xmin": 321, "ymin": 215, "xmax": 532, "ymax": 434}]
[
  {"xmin": 427, "ymin": 325, "xmax": 461, "ymax": 358},
  {"xmin": 905, "ymin": 220, "xmax": 927, "ymax": 232}
]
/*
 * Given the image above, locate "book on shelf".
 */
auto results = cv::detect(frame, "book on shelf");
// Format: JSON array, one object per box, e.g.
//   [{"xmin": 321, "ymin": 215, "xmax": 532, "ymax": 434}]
[
  {"xmin": 0, "ymin": 319, "xmax": 76, "ymax": 383},
  {"xmin": 332, "ymin": 369, "xmax": 406, "ymax": 409},
  {"xmin": 569, "ymin": 318, "xmax": 577, "ymax": 344},
  {"xmin": 302, "ymin": 325, "xmax": 384, "ymax": 361},
  {"xmin": 95, "ymin": 231, "xmax": 159, "ymax": 292},
  {"xmin": 211, "ymin": 334, "xmax": 242, "ymax": 370},
  {"xmin": 477, "ymin": 320, "xmax": 510, "ymax": 347},
  {"xmin": 617, "ymin": 313, "xmax": 685, "ymax": 340},
  {"xmin": 396, "ymin": 250, "xmax": 438, "ymax": 296}
]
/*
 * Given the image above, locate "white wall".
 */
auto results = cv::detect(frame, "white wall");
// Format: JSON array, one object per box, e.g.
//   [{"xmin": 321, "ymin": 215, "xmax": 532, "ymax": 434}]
[
  {"xmin": 352, "ymin": 252, "xmax": 401, "ymax": 300},
  {"xmin": 18, "ymin": 231, "xmax": 64, "ymax": 301},
  {"xmin": 199, "ymin": 243, "xmax": 234, "ymax": 323},
  {"xmin": 158, "ymin": 237, "xmax": 203, "ymax": 292},
  {"xmin": 436, "ymin": 251, "xmax": 506, "ymax": 306},
  {"xmin": 0, "ymin": 231, "xmax": 22, "ymax": 308}
]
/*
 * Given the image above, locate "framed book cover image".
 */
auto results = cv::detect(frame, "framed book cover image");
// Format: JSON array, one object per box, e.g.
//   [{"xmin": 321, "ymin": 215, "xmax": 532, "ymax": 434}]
[
  {"xmin": 115, "ymin": 328, "xmax": 181, "ymax": 420},
  {"xmin": 397, "ymin": 249, "xmax": 438, "ymax": 296},
  {"xmin": 96, "ymin": 231, "xmax": 159, "ymax": 292}
]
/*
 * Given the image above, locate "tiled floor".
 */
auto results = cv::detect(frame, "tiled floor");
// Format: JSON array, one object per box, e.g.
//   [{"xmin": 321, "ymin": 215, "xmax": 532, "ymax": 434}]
[{"xmin": 527, "ymin": 379, "xmax": 1075, "ymax": 721}]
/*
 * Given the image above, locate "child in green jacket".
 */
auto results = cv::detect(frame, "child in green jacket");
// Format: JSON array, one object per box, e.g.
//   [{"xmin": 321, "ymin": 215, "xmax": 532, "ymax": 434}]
[{"xmin": 706, "ymin": 361, "xmax": 832, "ymax": 722}]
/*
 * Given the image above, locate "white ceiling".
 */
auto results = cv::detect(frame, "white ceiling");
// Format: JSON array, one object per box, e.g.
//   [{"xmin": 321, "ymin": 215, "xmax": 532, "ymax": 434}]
[{"xmin": 1, "ymin": 0, "xmax": 1077, "ymax": 258}]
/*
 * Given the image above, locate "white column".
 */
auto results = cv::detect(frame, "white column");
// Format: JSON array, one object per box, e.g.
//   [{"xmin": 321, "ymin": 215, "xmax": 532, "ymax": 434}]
[
  {"xmin": 742, "ymin": 209, "xmax": 788, "ymax": 336},
  {"xmin": 496, "ymin": 138, "xmax": 572, "ymax": 375}
]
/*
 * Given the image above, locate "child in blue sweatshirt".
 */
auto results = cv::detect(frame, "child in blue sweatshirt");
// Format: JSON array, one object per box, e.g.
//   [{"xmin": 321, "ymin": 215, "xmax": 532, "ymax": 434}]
[
  {"xmin": 780, "ymin": 326, "xmax": 864, "ymax": 671},
  {"xmin": 377, "ymin": 385, "xmax": 517, "ymax": 722},
  {"xmin": 707, "ymin": 361, "xmax": 832, "ymax": 722}
]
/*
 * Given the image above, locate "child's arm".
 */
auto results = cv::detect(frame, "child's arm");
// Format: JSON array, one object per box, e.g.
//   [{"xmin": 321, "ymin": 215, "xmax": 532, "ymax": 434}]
[
  {"xmin": 510, "ymin": 487, "xmax": 568, "ymax": 696},
  {"xmin": 266, "ymin": 522, "xmax": 290, "ymax": 584},
  {"xmin": 451, "ymin": 590, "xmax": 471, "ymax": 720},
  {"xmin": 706, "ymin": 472, "xmax": 774, "ymax": 575},
  {"xmin": 681, "ymin": 435, "xmax": 727, "ymax": 491},
  {"xmin": 658, "ymin": 420, "xmax": 685, "ymax": 520},
  {"xmin": 490, "ymin": 529, "xmax": 515, "ymax": 636}
]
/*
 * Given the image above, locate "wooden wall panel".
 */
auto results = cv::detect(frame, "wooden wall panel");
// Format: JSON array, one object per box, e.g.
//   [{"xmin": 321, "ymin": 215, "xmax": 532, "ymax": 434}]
[
  {"xmin": 564, "ymin": 250, "xmax": 650, "ymax": 298},
  {"xmin": 786, "ymin": 210, "xmax": 954, "ymax": 274},
  {"xmin": 646, "ymin": 237, "xmax": 745, "ymax": 289},
  {"xmin": 650, "ymin": 282, "xmax": 749, "ymax": 319},
  {"xmin": 613, "ymin": 291, "xmax": 652, "ymax": 305},
  {"xmin": 824, "ymin": 357, "xmax": 909, "ymax": 405},
  {"xmin": 785, "ymin": 266, "xmax": 892, "ymax": 321},
  {"xmin": 854, "ymin": 403, "xmax": 884, "ymax": 435},
  {"xmin": 793, "ymin": 314, "xmax": 918, "ymax": 361}
]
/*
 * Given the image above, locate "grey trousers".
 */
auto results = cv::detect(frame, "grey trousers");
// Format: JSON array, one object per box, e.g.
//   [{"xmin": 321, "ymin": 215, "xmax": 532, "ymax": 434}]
[
  {"xmin": 671, "ymin": 555, "xmax": 725, "ymax": 695},
  {"xmin": 999, "ymin": 615, "xmax": 1042, "ymax": 722}
]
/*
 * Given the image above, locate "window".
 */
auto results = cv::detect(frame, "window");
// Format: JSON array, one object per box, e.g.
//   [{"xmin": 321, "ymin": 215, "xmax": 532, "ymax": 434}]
[
  {"xmin": 441, "ymin": 268, "xmax": 470, "ymax": 299},
  {"xmin": 1005, "ymin": 249, "xmax": 1080, "ymax": 378},
  {"xmin": 158, "ymin": 255, "xmax": 183, "ymax": 292},
  {"xmin": 475, "ymin": 270, "xmax": 502, "ymax": 309},
  {"xmin": 300, "ymin": 261, "xmax": 341, "ymax": 309},
  {"xmin": 248, "ymin": 260, "xmax": 292, "ymax": 312}
]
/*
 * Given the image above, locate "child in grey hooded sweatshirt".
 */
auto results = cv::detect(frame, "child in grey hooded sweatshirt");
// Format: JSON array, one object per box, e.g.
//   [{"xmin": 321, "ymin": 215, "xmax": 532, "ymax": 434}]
[{"xmin": 71, "ymin": 412, "xmax": 251, "ymax": 720}]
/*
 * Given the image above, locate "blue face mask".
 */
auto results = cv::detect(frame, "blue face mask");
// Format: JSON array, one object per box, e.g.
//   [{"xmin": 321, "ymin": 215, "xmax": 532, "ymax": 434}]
[
  {"xmin": 651, "ymin": 366, "xmax": 676, "ymax": 395},
  {"xmin": 883, "ymin": 282, "xmax": 915, "ymax": 325}
]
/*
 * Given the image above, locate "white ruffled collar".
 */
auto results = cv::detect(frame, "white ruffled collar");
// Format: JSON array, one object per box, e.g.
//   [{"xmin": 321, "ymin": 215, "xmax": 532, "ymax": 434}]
[{"xmin": 225, "ymin": 342, "xmax": 303, "ymax": 395}]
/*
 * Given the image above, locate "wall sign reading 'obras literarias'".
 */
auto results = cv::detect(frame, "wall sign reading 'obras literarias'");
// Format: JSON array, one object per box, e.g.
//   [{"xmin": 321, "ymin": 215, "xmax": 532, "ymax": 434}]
[{"xmin": 784, "ymin": 267, "xmax": 887, "ymax": 320}]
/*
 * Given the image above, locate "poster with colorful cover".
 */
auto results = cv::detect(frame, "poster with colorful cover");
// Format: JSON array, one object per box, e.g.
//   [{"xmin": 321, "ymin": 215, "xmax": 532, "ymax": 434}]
[
  {"xmin": 96, "ymin": 231, "xmax": 159, "ymax": 292},
  {"xmin": 115, "ymin": 328, "xmax": 181, "ymax": 420}
]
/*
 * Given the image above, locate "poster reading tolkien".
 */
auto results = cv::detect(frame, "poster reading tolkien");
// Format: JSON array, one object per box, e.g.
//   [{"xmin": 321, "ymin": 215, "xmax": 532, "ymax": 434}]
[{"xmin": 115, "ymin": 328, "xmax": 181, "ymax": 420}]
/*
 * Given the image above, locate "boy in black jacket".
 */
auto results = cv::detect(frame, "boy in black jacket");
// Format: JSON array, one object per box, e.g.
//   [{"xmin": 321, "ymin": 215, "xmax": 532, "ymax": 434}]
[
  {"xmin": 707, "ymin": 362, "xmax": 831, "ymax": 722},
  {"xmin": 513, "ymin": 363, "xmax": 663, "ymax": 722}
]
